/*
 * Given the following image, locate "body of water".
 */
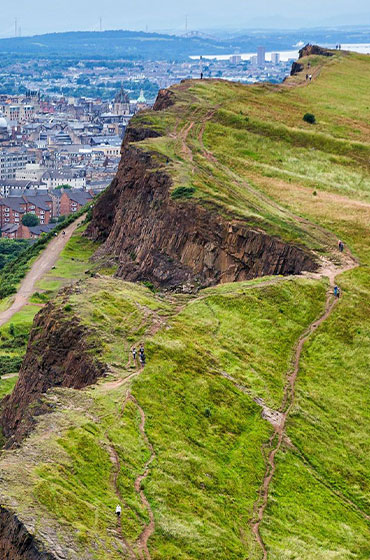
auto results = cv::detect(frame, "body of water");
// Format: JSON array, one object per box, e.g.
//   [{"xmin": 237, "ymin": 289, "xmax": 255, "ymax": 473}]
[{"xmin": 190, "ymin": 43, "xmax": 370, "ymax": 63}]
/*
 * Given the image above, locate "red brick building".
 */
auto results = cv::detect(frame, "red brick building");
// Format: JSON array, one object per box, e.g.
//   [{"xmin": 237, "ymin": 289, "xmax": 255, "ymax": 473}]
[
  {"xmin": 0, "ymin": 194, "xmax": 52, "ymax": 228},
  {"xmin": 59, "ymin": 190, "xmax": 92, "ymax": 216},
  {"xmin": 1, "ymin": 222, "xmax": 56, "ymax": 239}
]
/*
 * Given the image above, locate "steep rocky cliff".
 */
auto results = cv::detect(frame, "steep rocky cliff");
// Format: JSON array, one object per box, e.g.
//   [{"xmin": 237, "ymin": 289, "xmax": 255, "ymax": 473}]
[
  {"xmin": 86, "ymin": 105, "xmax": 318, "ymax": 289},
  {"xmin": 0, "ymin": 507, "xmax": 57, "ymax": 560},
  {"xmin": 1, "ymin": 291, "xmax": 104, "ymax": 445}
]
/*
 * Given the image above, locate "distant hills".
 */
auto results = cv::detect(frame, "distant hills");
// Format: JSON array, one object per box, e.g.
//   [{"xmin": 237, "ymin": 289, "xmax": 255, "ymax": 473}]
[{"xmin": 0, "ymin": 27, "xmax": 369, "ymax": 60}]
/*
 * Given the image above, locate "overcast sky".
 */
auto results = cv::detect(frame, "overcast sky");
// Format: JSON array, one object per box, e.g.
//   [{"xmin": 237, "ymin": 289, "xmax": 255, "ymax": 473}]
[{"xmin": 0, "ymin": 0, "xmax": 369, "ymax": 37}]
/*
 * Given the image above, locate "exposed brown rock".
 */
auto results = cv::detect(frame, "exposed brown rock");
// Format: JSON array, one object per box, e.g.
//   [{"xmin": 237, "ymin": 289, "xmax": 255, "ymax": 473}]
[
  {"xmin": 124, "ymin": 122, "xmax": 161, "ymax": 144},
  {"xmin": 0, "ymin": 507, "xmax": 57, "ymax": 560},
  {"xmin": 0, "ymin": 296, "xmax": 104, "ymax": 445},
  {"xmin": 86, "ymin": 144, "xmax": 317, "ymax": 289},
  {"xmin": 153, "ymin": 88, "xmax": 175, "ymax": 111},
  {"xmin": 299, "ymin": 44, "xmax": 334, "ymax": 59}
]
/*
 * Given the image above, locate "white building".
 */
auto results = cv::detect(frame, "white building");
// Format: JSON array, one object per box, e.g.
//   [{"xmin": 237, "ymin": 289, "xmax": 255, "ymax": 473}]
[
  {"xmin": 16, "ymin": 163, "xmax": 46, "ymax": 182},
  {"xmin": 42, "ymin": 170, "xmax": 86, "ymax": 190}
]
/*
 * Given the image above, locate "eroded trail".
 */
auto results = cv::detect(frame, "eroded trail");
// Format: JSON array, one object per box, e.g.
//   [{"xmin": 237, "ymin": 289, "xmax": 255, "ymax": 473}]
[
  {"xmin": 107, "ymin": 437, "xmax": 137, "ymax": 559},
  {"xmin": 251, "ymin": 255, "xmax": 358, "ymax": 559},
  {"xmin": 117, "ymin": 392, "xmax": 155, "ymax": 560},
  {"xmin": 131, "ymin": 395, "xmax": 156, "ymax": 560}
]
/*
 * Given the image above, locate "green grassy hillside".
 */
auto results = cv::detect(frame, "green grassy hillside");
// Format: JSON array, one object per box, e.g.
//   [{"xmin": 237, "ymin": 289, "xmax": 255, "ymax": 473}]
[{"xmin": 0, "ymin": 48, "xmax": 369, "ymax": 560}]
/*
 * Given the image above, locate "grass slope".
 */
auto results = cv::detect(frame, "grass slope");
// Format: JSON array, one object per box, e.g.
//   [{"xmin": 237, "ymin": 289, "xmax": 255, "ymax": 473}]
[
  {"xmin": 0, "ymin": 49, "xmax": 369, "ymax": 559},
  {"xmin": 0, "ymin": 275, "xmax": 328, "ymax": 559}
]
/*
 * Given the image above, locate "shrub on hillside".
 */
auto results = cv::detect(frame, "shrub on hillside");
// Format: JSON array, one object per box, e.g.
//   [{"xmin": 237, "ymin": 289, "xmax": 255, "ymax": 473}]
[
  {"xmin": 303, "ymin": 113, "xmax": 316, "ymax": 124},
  {"xmin": 171, "ymin": 186, "xmax": 196, "ymax": 200},
  {"xmin": 0, "ymin": 239, "xmax": 30, "ymax": 271}
]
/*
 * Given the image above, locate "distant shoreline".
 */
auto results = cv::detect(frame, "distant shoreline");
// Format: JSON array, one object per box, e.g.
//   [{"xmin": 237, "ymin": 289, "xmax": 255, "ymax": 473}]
[{"xmin": 190, "ymin": 42, "xmax": 370, "ymax": 62}]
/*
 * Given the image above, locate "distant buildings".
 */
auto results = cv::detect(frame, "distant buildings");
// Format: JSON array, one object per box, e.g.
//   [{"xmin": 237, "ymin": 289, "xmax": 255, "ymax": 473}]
[
  {"xmin": 1, "ymin": 222, "xmax": 56, "ymax": 239},
  {"xmin": 0, "ymin": 194, "xmax": 53, "ymax": 228},
  {"xmin": 59, "ymin": 190, "xmax": 92, "ymax": 216},
  {"xmin": 257, "ymin": 46, "xmax": 266, "ymax": 67},
  {"xmin": 0, "ymin": 150, "xmax": 34, "ymax": 180},
  {"xmin": 113, "ymin": 87, "xmax": 131, "ymax": 116},
  {"xmin": 271, "ymin": 53, "xmax": 281, "ymax": 65},
  {"xmin": 229, "ymin": 54, "xmax": 242, "ymax": 65}
]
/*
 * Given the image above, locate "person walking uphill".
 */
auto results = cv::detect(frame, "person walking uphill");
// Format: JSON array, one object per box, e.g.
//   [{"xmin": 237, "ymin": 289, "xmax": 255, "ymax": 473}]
[
  {"xmin": 116, "ymin": 504, "xmax": 121, "ymax": 518},
  {"xmin": 338, "ymin": 240, "xmax": 344, "ymax": 252},
  {"xmin": 334, "ymin": 285, "xmax": 340, "ymax": 298},
  {"xmin": 139, "ymin": 344, "xmax": 146, "ymax": 366}
]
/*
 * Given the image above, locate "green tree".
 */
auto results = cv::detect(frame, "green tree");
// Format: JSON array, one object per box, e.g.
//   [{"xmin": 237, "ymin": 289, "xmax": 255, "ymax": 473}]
[{"xmin": 22, "ymin": 213, "xmax": 39, "ymax": 227}]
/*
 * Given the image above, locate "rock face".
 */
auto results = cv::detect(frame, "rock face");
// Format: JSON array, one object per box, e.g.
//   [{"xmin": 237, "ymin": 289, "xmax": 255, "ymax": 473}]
[
  {"xmin": 152, "ymin": 88, "xmax": 175, "ymax": 111},
  {"xmin": 0, "ymin": 296, "xmax": 104, "ymax": 445},
  {"xmin": 290, "ymin": 61, "xmax": 304, "ymax": 76},
  {"xmin": 299, "ymin": 44, "xmax": 334, "ymax": 59},
  {"xmin": 86, "ymin": 128, "xmax": 317, "ymax": 289},
  {"xmin": 0, "ymin": 507, "xmax": 57, "ymax": 560}
]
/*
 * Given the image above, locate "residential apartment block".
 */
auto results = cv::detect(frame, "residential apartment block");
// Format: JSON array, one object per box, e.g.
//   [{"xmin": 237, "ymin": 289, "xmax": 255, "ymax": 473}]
[{"xmin": 0, "ymin": 194, "xmax": 52, "ymax": 228}]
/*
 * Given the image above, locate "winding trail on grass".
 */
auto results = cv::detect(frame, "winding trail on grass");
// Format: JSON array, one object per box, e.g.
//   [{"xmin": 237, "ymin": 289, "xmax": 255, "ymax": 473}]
[
  {"xmin": 118, "ymin": 391, "xmax": 156, "ymax": 560},
  {"xmin": 131, "ymin": 394, "xmax": 156, "ymax": 560},
  {"xmin": 0, "ymin": 215, "xmax": 85, "ymax": 327},
  {"xmin": 251, "ymin": 253, "xmax": 358, "ymax": 559},
  {"xmin": 106, "ymin": 438, "xmax": 137, "ymax": 559}
]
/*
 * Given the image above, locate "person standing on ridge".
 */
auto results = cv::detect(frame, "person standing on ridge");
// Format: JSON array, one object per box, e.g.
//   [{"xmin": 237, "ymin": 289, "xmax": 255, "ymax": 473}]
[{"xmin": 338, "ymin": 240, "xmax": 344, "ymax": 252}]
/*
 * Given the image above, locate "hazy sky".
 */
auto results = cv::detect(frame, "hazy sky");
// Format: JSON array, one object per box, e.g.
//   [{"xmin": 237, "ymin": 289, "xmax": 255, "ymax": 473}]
[{"xmin": 0, "ymin": 0, "xmax": 369, "ymax": 37}]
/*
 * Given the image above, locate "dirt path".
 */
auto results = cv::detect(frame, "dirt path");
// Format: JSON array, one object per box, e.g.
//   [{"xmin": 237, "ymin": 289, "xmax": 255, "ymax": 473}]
[
  {"xmin": 130, "ymin": 395, "xmax": 156, "ymax": 560},
  {"xmin": 106, "ymin": 436, "xmax": 137, "ymax": 559},
  {"xmin": 0, "ymin": 216, "xmax": 85, "ymax": 327},
  {"xmin": 251, "ymin": 253, "xmax": 358, "ymax": 559},
  {"xmin": 113, "ymin": 391, "xmax": 156, "ymax": 560}
]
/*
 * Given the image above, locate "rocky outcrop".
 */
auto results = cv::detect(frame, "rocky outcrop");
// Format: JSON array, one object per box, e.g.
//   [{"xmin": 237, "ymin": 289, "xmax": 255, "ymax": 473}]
[
  {"xmin": 87, "ymin": 139, "xmax": 317, "ymax": 289},
  {"xmin": 153, "ymin": 88, "xmax": 175, "ymax": 111},
  {"xmin": 299, "ymin": 44, "xmax": 334, "ymax": 59},
  {"xmin": 124, "ymin": 122, "xmax": 161, "ymax": 144},
  {"xmin": 0, "ymin": 507, "xmax": 57, "ymax": 560},
  {"xmin": 290, "ymin": 61, "xmax": 304, "ymax": 76},
  {"xmin": 0, "ymin": 295, "xmax": 104, "ymax": 445}
]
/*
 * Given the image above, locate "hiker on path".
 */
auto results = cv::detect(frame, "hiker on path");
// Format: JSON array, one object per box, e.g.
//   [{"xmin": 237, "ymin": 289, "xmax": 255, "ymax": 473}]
[
  {"xmin": 338, "ymin": 240, "xmax": 344, "ymax": 252},
  {"xmin": 132, "ymin": 347, "xmax": 137, "ymax": 363},
  {"xmin": 334, "ymin": 285, "xmax": 340, "ymax": 298},
  {"xmin": 139, "ymin": 344, "xmax": 146, "ymax": 366},
  {"xmin": 62, "ymin": 230, "xmax": 66, "ymax": 236},
  {"xmin": 116, "ymin": 504, "xmax": 121, "ymax": 518}
]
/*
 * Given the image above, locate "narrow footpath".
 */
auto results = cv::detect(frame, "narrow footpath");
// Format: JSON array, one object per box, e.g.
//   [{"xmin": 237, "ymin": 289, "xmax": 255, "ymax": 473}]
[
  {"xmin": 0, "ymin": 216, "xmax": 84, "ymax": 327},
  {"xmin": 251, "ymin": 254, "xmax": 358, "ymax": 559}
]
